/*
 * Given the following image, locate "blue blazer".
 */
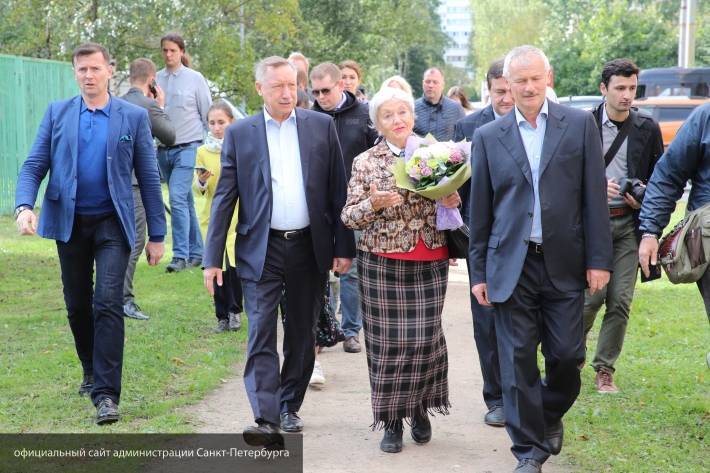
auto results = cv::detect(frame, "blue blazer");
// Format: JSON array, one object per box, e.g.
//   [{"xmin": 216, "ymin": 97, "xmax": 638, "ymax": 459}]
[
  {"xmin": 468, "ymin": 101, "xmax": 613, "ymax": 302},
  {"xmin": 203, "ymin": 109, "xmax": 356, "ymax": 281},
  {"xmin": 15, "ymin": 95, "xmax": 166, "ymax": 248}
]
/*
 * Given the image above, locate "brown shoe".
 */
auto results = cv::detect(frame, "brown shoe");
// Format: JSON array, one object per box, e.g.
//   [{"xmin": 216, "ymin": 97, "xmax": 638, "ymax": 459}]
[
  {"xmin": 343, "ymin": 336, "xmax": 361, "ymax": 353},
  {"xmin": 595, "ymin": 370, "xmax": 619, "ymax": 393}
]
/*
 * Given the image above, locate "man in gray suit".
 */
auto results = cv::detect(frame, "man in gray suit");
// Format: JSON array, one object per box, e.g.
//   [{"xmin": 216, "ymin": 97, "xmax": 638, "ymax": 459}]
[
  {"xmin": 469, "ymin": 45, "xmax": 613, "ymax": 473},
  {"xmin": 454, "ymin": 58, "xmax": 514, "ymax": 428},
  {"xmin": 203, "ymin": 56, "xmax": 354, "ymax": 448},
  {"xmin": 121, "ymin": 58, "xmax": 175, "ymax": 320}
]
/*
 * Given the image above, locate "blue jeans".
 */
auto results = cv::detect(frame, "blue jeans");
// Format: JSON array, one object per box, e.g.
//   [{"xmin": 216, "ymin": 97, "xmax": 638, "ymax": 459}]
[
  {"xmin": 339, "ymin": 262, "xmax": 361, "ymax": 338},
  {"xmin": 339, "ymin": 230, "xmax": 362, "ymax": 338},
  {"xmin": 157, "ymin": 143, "xmax": 203, "ymax": 261},
  {"xmin": 56, "ymin": 212, "xmax": 130, "ymax": 406}
]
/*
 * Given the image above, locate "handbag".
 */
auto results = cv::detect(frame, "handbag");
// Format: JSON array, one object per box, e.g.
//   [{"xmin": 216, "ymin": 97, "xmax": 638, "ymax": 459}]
[
  {"xmin": 446, "ymin": 224, "xmax": 470, "ymax": 259},
  {"xmin": 316, "ymin": 281, "xmax": 345, "ymax": 347},
  {"xmin": 658, "ymin": 203, "xmax": 710, "ymax": 284}
]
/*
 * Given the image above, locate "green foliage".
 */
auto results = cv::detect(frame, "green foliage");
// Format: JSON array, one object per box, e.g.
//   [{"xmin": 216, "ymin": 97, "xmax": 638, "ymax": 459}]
[
  {"xmin": 470, "ymin": 0, "xmax": 547, "ymax": 85},
  {"xmin": 470, "ymin": 0, "xmax": 708, "ymax": 96},
  {"xmin": 0, "ymin": 0, "xmax": 448, "ymax": 111}
]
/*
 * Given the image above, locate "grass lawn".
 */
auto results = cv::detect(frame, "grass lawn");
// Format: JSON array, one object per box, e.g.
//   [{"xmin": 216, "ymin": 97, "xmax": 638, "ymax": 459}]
[
  {"xmin": 562, "ymin": 204, "xmax": 708, "ymax": 472},
  {"xmin": 0, "ymin": 206, "xmax": 707, "ymax": 472},
  {"xmin": 0, "ymin": 214, "xmax": 246, "ymax": 433}
]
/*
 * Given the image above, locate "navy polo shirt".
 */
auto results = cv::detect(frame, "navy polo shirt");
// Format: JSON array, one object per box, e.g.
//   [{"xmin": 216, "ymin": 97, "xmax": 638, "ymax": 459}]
[{"xmin": 76, "ymin": 98, "xmax": 114, "ymax": 215}]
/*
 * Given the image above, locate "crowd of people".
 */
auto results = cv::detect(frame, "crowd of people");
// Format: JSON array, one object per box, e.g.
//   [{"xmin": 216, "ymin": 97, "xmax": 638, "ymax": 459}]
[{"xmin": 12, "ymin": 33, "xmax": 710, "ymax": 473}]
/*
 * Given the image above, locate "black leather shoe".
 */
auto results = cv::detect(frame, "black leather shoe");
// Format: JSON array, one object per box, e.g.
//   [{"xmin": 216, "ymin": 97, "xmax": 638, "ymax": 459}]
[
  {"xmin": 545, "ymin": 419, "xmax": 564, "ymax": 455},
  {"xmin": 514, "ymin": 459, "xmax": 542, "ymax": 472},
  {"xmin": 96, "ymin": 397, "xmax": 120, "ymax": 425},
  {"xmin": 123, "ymin": 301, "xmax": 149, "ymax": 320},
  {"xmin": 188, "ymin": 257, "xmax": 202, "ymax": 268},
  {"xmin": 280, "ymin": 412, "xmax": 303, "ymax": 432},
  {"xmin": 484, "ymin": 405, "xmax": 505, "ymax": 427},
  {"xmin": 411, "ymin": 412, "xmax": 432, "ymax": 443},
  {"xmin": 166, "ymin": 258, "xmax": 187, "ymax": 273},
  {"xmin": 78, "ymin": 374, "xmax": 94, "ymax": 396},
  {"xmin": 243, "ymin": 421, "xmax": 284, "ymax": 449},
  {"xmin": 380, "ymin": 420, "xmax": 403, "ymax": 453}
]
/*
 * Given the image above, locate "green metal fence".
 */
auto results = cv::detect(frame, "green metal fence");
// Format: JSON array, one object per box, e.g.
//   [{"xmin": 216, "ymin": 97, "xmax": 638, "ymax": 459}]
[{"xmin": 0, "ymin": 54, "xmax": 77, "ymax": 215}]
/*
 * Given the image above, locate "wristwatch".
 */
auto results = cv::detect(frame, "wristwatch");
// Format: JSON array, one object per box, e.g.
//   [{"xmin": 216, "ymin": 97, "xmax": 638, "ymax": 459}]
[
  {"xmin": 14, "ymin": 205, "xmax": 32, "ymax": 220},
  {"xmin": 641, "ymin": 232, "xmax": 659, "ymax": 240}
]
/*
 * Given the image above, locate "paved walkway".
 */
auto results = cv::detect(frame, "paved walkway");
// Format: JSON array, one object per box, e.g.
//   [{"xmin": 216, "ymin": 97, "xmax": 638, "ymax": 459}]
[{"xmin": 187, "ymin": 264, "xmax": 567, "ymax": 473}]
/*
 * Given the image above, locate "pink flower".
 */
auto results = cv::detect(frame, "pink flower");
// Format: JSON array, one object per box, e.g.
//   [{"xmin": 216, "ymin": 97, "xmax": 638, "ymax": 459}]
[
  {"xmin": 420, "ymin": 165, "xmax": 432, "ymax": 177},
  {"xmin": 449, "ymin": 149, "xmax": 463, "ymax": 164}
]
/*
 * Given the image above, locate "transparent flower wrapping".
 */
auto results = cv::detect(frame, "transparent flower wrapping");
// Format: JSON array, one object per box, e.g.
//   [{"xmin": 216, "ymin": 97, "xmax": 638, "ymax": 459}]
[{"xmin": 390, "ymin": 134, "xmax": 471, "ymax": 201}]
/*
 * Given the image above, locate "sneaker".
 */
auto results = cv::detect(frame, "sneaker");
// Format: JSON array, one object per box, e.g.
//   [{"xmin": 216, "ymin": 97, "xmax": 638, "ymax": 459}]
[
  {"xmin": 188, "ymin": 257, "xmax": 202, "ymax": 268},
  {"xmin": 343, "ymin": 335, "xmax": 361, "ymax": 353},
  {"xmin": 309, "ymin": 361, "xmax": 325, "ymax": 387},
  {"xmin": 123, "ymin": 301, "xmax": 149, "ymax": 320},
  {"xmin": 166, "ymin": 258, "xmax": 187, "ymax": 273},
  {"xmin": 595, "ymin": 369, "xmax": 619, "ymax": 393},
  {"xmin": 228, "ymin": 312, "xmax": 242, "ymax": 331},
  {"xmin": 213, "ymin": 319, "xmax": 229, "ymax": 333}
]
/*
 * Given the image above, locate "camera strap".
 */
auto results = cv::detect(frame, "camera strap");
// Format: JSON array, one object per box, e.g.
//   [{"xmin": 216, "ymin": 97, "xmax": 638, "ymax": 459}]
[{"xmin": 602, "ymin": 114, "xmax": 633, "ymax": 168}]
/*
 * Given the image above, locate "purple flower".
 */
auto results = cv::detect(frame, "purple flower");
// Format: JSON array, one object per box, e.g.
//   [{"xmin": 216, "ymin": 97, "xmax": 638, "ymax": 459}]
[{"xmin": 420, "ymin": 165, "xmax": 432, "ymax": 177}]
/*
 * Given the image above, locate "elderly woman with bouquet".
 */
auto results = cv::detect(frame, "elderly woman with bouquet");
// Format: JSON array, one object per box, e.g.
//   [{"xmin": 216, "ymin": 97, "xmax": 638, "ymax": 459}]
[{"xmin": 341, "ymin": 87, "xmax": 466, "ymax": 454}]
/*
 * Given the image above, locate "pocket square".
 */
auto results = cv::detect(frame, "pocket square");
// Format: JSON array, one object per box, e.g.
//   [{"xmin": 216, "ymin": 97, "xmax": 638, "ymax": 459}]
[{"xmin": 119, "ymin": 135, "xmax": 133, "ymax": 142}]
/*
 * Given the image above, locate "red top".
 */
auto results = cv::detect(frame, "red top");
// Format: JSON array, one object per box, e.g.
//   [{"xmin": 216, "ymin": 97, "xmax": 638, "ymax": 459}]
[{"xmin": 375, "ymin": 237, "xmax": 449, "ymax": 261}]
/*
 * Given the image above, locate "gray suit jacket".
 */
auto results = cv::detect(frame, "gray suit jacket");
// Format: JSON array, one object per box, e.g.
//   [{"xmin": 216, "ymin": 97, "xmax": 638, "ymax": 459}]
[
  {"xmin": 121, "ymin": 88, "xmax": 176, "ymax": 146},
  {"xmin": 468, "ymin": 101, "xmax": 613, "ymax": 302}
]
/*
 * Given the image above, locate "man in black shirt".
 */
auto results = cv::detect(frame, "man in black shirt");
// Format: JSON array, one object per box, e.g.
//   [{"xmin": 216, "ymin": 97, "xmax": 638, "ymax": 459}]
[{"xmin": 311, "ymin": 62, "xmax": 378, "ymax": 354}]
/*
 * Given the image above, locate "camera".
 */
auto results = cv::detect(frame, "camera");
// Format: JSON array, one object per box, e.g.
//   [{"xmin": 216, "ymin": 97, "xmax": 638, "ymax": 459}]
[{"xmin": 618, "ymin": 177, "xmax": 646, "ymax": 203}]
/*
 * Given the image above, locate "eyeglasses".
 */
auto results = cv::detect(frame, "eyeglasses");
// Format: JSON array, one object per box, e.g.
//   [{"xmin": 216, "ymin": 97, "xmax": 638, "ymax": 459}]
[{"xmin": 312, "ymin": 87, "xmax": 333, "ymax": 97}]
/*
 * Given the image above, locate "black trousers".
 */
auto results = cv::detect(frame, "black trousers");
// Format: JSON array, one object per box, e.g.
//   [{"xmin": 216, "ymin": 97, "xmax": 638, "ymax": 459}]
[
  {"xmin": 56, "ymin": 212, "xmax": 130, "ymax": 406},
  {"xmin": 241, "ymin": 232, "xmax": 326, "ymax": 425},
  {"xmin": 495, "ymin": 250, "xmax": 585, "ymax": 464},
  {"xmin": 213, "ymin": 254, "xmax": 243, "ymax": 320},
  {"xmin": 465, "ymin": 259, "xmax": 502, "ymax": 409}
]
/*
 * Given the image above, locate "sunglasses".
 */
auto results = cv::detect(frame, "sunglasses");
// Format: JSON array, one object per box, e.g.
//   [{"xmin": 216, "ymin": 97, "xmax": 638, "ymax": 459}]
[{"xmin": 312, "ymin": 87, "xmax": 333, "ymax": 97}]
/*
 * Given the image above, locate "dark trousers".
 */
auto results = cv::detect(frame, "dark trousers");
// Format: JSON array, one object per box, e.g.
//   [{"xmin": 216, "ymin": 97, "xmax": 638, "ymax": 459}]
[
  {"xmin": 465, "ymin": 259, "xmax": 502, "ymax": 409},
  {"xmin": 56, "ymin": 212, "xmax": 130, "ymax": 406},
  {"xmin": 241, "ymin": 232, "xmax": 325, "ymax": 425},
  {"xmin": 495, "ymin": 250, "xmax": 585, "ymax": 463},
  {"xmin": 123, "ymin": 185, "xmax": 146, "ymax": 304},
  {"xmin": 214, "ymin": 255, "xmax": 243, "ymax": 320}
]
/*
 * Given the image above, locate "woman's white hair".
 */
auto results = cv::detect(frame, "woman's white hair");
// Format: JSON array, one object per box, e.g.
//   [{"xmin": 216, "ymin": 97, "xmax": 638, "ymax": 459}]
[
  {"xmin": 379, "ymin": 75, "xmax": 413, "ymax": 97},
  {"xmin": 503, "ymin": 45, "xmax": 550, "ymax": 79},
  {"xmin": 369, "ymin": 87, "xmax": 415, "ymax": 131}
]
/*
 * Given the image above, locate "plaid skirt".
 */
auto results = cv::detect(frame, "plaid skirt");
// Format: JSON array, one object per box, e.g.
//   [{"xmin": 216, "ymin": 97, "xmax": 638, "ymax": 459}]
[{"xmin": 358, "ymin": 250, "xmax": 451, "ymax": 430}]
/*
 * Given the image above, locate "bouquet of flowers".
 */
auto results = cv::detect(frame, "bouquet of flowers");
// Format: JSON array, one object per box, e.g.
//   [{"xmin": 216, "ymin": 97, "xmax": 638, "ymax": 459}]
[{"xmin": 391, "ymin": 134, "xmax": 471, "ymax": 230}]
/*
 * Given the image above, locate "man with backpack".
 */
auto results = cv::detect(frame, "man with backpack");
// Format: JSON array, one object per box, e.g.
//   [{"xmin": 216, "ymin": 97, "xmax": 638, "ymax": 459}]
[{"xmin": 584, "ymin": 59, "xmax": 664, "ymax": 394}]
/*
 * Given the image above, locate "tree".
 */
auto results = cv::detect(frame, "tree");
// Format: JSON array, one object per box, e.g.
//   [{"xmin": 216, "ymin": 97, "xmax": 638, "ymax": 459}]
[{"xmin": 469, "ymin": 0, "xmax": 547, "ymax": 89}]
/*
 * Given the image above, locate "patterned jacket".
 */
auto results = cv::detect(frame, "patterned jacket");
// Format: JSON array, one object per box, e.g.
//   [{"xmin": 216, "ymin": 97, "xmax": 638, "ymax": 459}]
[{"xmin": 340, "ymin": 140, "xmax": 446, "ymax": 253}]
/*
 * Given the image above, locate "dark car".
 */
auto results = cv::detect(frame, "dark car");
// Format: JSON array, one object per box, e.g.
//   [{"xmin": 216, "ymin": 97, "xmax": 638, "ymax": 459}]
[{"xmin": 637, "ymin": 67, "xmax": 710, "ymax": 99}]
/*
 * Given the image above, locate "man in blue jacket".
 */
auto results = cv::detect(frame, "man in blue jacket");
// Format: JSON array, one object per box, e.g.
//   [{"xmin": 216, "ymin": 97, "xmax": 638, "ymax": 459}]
[
  {"xmin": 14, "ymin": 43, "xmax": 166, "ymax": 425},
  {"xmin": 639, "ymin": 103, "xmax": 710, "ymax": 316}
]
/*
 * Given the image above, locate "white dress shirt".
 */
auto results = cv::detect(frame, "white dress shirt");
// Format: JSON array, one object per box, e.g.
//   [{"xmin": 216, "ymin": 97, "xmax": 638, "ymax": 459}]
[
  {"xmin": 264, "ymin": 108, "xmax": 310, "ymax": 230},
  {"xmin": 514, "ymin": 99, "xmax": 548, "ymax": 244}
]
